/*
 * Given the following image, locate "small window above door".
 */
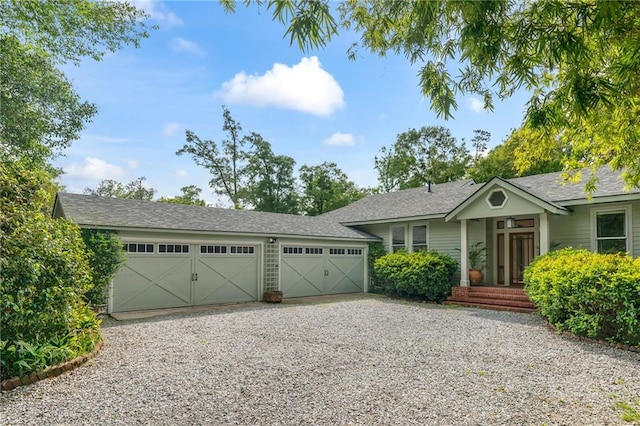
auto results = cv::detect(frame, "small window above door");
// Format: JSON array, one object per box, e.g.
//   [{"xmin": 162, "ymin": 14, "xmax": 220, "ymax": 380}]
[{"xmin": 486, "ymin": 189, "xmax": 508, "ymax": 209}]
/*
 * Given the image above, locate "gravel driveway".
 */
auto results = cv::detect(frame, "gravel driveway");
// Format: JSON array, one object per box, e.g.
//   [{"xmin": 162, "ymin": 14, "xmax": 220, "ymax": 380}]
[{"xmin": 2, "ymin": 294, "xmax": 639, "ymax": 425}]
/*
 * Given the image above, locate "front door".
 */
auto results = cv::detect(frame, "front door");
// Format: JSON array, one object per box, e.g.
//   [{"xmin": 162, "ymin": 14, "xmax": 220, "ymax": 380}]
[{"xmin": 509, "ymin": 232, "xmax": 534, "ymax": 285}]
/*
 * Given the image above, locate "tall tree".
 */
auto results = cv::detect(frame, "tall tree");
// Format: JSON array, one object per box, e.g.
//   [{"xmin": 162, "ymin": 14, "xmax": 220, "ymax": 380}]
[
  {"xmin": 240, "ymin": 133, "xmax": 299, "ymax": 214},
  {"xmin": 374, "ymin": 126, "xmax": 471, "ymax": 192},
  {"xmin": 468, "ymin": 128, "xmax": 567, "ymax": 183},
  {"xmin": 85, "ymin": 177, "xmax": 156, "ymax": 200},
  {"xmin": 224, "ymin": 1, "xmax": 640, "ymax": 188},
  {"xmin": 0, "ymin": 1, "xmax": 150, "ymax": 164},
  {"xmin": 299, "ymin": 162, "xmax": 366, "ymax": 216},
  {"xmin": 158, "ymin": 185, "xmax": 207, "ymax": 206},
  {"xmin": 177, "ymin": 107, "xmax": 245, "ymax": 209}
]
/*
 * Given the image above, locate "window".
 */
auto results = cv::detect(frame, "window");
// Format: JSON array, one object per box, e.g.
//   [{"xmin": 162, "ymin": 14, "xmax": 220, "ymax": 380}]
[
  {"xmin": 230, "ymin": 246, "xmax": 255, "ymax": 255},
  {"xmin": 124, "ymin": 243, "xmax": 154, "ymax": 253},
  {"xmin": 329, "ymin": 248, "xmax": 362, "ymax": 256},
  {"xmin": 411, "ymin": 225, "xmax": 428, "ymax": 252},
  {"xmin": 283, "ymin": 247, "xmax": 303, "ymax": 255},
  {"xmin": 305, "ymin": 247, "xmax": 323, "ymax": 255},
  {"xmin": 200, "ymin": 245, "xmax": 227, "ymax": 254},
  {"xmin": 158, "ymin": 244, "xmax": 189, "ymax": 254},
  {"xmin": 486, "ymin": 189, "xmax": 508, "ymax": 209},
  {"xmin": 595, "ymin": 210, "xmax": 628, "ymax": 254},
  {"xmin": 391, "ymin": 227, "xmax": 405, "ymax": 252}
]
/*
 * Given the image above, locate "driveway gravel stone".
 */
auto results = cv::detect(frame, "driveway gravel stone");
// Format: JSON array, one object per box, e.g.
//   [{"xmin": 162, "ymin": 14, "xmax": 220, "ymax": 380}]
[{"xmin": 1, "ymin": 294, "xmax": 639, "ymax": 425}]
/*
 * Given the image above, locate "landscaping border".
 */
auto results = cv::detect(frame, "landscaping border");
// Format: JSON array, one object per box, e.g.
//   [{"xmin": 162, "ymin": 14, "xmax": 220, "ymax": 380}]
[{"xmin": 1, "ymin": 341, "xmax": 103, "ymax": 392}]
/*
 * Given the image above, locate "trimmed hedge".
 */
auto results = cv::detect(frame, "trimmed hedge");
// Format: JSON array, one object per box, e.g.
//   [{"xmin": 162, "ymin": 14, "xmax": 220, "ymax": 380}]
[
  {"xmin": 373, "ymin": 250, "xmax": 457, "ymax": 302},
  {"xmin": 524, "ymin": 248, "xmax": 640, "ymax": 346}
]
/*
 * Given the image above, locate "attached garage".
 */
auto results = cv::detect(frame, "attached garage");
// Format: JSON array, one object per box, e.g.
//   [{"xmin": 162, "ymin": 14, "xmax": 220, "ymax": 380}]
[
  {"xmin": 280, "ymin": 245, "xmax": 365, "ymax": 298},
  {"xmin": 52, "ymin": 193, "xmax": 380, "ymax": 313},
  {"xmin": 112, "ymin": 242, "xmax": 260, "ymax": 312}
]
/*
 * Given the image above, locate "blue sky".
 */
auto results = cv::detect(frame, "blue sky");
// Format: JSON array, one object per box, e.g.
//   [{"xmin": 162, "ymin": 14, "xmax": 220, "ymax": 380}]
[{"xmin": 55, "ymin": 0, "xmax": 532, "ymax": 205}]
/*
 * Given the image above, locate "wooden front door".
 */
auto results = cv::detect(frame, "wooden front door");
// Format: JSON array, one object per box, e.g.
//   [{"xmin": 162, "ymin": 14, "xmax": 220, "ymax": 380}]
[{"xmin": 509, "ymin": 232, "xmax": 534, "ymax": 285}]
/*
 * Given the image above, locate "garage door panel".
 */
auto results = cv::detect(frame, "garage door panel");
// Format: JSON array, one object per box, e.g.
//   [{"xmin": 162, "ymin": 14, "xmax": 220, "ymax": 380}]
[
  {"xmin": 326, "ymin": 257, "xmax": 365, "ymax": 294},
  {"xmin": 281, "ymin": 257, "xmax": 324, "ymax": 298},
  {"xmin": 195, "ymin": 255, "xmax": 258, "ymax": 305},
  {"xmin": 113, "ymin": 257, "xmax": 192, "ymax": 312}
]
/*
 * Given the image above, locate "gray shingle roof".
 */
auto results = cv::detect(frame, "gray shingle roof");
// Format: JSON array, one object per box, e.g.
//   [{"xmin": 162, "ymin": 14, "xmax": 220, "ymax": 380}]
[
  {"xmin": 54, "ymin": 193, "xmax": 379, "ymax": 241},
  {"xmin": 321, "ymin": 180, "xmax": 482, "ymax": 224},
  {"xmin": 323, "ymin": 167, "xmax": 639, "ymax": 224},
  {"xmin": 508, "ymin": 167, "xmax": 640, "ymax": 201}
]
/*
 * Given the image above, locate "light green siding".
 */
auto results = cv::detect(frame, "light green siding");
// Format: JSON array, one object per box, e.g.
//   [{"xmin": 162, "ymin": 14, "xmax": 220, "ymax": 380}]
[
  {"xmin": 457, "ymin": 185, "xmax": 544, "ymax": 220},
  {"xmin": 549, "ymin": 200, "xmax": 640, "ymax": 256}
]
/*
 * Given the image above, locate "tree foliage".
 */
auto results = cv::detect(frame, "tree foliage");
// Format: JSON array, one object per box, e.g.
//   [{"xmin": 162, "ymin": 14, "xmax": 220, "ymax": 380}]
[
  {"xmin": 0, "ymin": 0, "xmax": 151, "ymax": 164},
  {"xmin": 84, "ymin": 177, "xmax": 156, "ymax": 200},
  {"xmin": 226, "ymin": 0, "xmax": 640, "ymax": 188},
  {"xmin": 240, "ymin": 133, "xmax": 299, "ymax": 214},
  {"xmin": 178, "ymin": 107, "xmax": 246, "ymax": 209},
  {"xmin": 468, "ymin": 128, "xmax": 566, "ymax": 183},
  {"xmin": 1, "ymin": 161, "xmax": 100, "ymax": 380},
  {"xmin": 374, "ymin": 126, "xmax": 471, "ymax": 192},
  {"xmin": 158, "ymin": 185, "xmax": 207, "ymax": 206},
  {"xmin": 81, "ymin": 229, "xmax": 126, "ymax": 306},
  {"xmin": 299, "ymin": 162, "xmax": 366, "ymax": 216}
]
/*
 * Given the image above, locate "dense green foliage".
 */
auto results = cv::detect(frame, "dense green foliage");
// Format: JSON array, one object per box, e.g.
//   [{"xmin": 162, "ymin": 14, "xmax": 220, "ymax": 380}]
[
  {"xmin": 367, "ymin": 242, "xmax": 387, "ymax": 293},
  {"xmin": 81, "ymin": 229, "xmax": 126, "ymax": 305},
  {"xmin": 524, "ymin": 249, "xmax": 640, "ymax": 346},
  {"xmin": 0, "ymin": 161, "xmax": 101, "ymax": 380},
  {"xmin": 375, "ymin": 126, "xmax": 472, "ymax": 191},
  {"xmin": 298, "ymin": 162, "xmax": 366, "ymax": 215},
  {"xmin": 226, "ymin": 0, "xmax": 640, "ymax": 189},
  {"xmin": 373, "ymin": 251, "xmax": 457, "ymax": 302},
  {"xmin": 468, "ymin": 128, "xmax": 566, "ymax": 183},
  {"xmin": 85, "ymin": 176, "xmax": 156, "ymax": 200},
  {"xmin": 158, "ymin": 185, "xmax": 207, "ymax": 206}
]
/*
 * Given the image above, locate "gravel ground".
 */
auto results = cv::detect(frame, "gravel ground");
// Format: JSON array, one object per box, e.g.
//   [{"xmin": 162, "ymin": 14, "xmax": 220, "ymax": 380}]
[{"xmin": 1, "ymin": 294, "xmax": 639, "ymax": 425}]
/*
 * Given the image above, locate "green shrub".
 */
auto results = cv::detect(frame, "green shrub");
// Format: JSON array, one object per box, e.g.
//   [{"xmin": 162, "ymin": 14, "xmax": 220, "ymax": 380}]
[
  {"xmin": 0, "ymin": 161, "xmax": 102, "ymax": 380},
  {"xmin": 367, "ymin": 242, "xmax": 387, "ymax": 293},
  {"xmin": 373, "ymin": 250, "xmax": 457, "ymax": 302},
  {"xmin": 524, "ymin": 248, "xmax": 640, "ymax": 346},
  {"xmin": 82, "ymin": 229, "xmax": 126, "ymax": 305}
]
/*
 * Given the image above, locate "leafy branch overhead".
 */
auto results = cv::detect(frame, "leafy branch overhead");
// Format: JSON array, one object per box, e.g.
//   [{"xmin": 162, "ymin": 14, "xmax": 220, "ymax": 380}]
[{"xmin": 225, "ymin": 0, "xmax": 640, "ymax": 188}]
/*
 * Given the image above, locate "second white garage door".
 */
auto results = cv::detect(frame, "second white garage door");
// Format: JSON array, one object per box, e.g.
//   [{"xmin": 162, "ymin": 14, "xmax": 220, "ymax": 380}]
[
  {"xmin": 280, "ymin": 246, "xmax": 365, "ymax": 298},
  {"xmin": 112, "ymin": 242, "xmax": 259, "ymax": 312}
]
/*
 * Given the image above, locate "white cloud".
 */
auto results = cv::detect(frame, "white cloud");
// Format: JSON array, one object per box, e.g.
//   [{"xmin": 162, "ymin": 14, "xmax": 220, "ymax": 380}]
[
  {"xmin": 162, "ymin": 122, "xmax": 181, "ymax": 137},
  {"xmin": 127, "ymin": 160, "xmax": 139, "ymax": 170},
  {"xmin": 468, "ymin": 97, "xmax": 485, "ymax": 113},
  {"xmin": 323, "ymin": 132, "xmax": 355, "ymax": 147},
  {"xmin": 64, "ymin": 157, "xmax": 126, "ymax": 180},
  {"xmin": 131, "ymin": 1, "xmax": 183, "ymax": 28},
  {"xmin": 169, "ymin": 38, "xmax": 206, "ymax": 57},
  {"xmin": 173, "ymin": 168, "xmax": 189, "ymax": 178},
  {"xmin": 216, "ymin": 56, "xmax": 345, "ymax": 116}
]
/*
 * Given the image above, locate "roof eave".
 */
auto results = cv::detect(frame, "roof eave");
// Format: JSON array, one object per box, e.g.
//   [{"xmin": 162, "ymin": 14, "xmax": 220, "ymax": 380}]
[{"xmin": 341, "ymin": 213, "xmax": 447, "ymax": 226}]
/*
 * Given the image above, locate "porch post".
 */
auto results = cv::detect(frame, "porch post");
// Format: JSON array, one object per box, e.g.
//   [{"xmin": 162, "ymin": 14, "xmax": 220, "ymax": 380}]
[
  {"xmin": 460, "ymin": 219, "xmax": 469, "ymax": 286},
  {"xmin": 539, "ymin": 212, "xmax": 549, "ymax": 255}
]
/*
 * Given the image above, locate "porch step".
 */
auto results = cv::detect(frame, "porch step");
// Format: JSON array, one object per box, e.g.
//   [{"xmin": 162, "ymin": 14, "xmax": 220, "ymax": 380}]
[{"xmin": 445, "ymin": 286, "xmax": 537, "ymax": 313}]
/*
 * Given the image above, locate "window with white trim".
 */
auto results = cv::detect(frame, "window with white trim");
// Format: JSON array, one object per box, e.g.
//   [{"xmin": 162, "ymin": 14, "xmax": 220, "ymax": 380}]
[
  {"xmin": 158, "ymin": 244, "xmax": 189, "ymax": 254},
  {"xmin": 391, "ymin": 226, "xmax": 406, "ymax": 252},
  {"xmin": 305, "ymin": 247, "xmax": 323, "ymax": 255},
  {"xmin": 594, "ymin": 208, "xmax": 629, "ymax": 254},
  {"xmin": 230, "ymin": 246, "xmax": 255, "ymax": 255},
  {"xmin": 411, "ymin": 224, "xmax": 428, "ymax": 252},
  {"xmin": 124, "ymin": 243, "xmax": 154, "ymax": 253},
  {"xmin": 200, "ymin": 245, "xmax": 227, "ymax": 254},
  {"xmin": 283, "ymin": 247, "xmax": 303, "ymax": 255}
]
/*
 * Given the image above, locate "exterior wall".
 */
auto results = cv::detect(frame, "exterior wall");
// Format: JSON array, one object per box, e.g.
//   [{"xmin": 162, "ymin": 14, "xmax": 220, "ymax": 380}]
[
  {"xmin": 549, "ymin": 199, "xmax": 640, "ymax": 256},
  {"xmin": 456, "ymin": 185, "xmax": 544, "ymax": 220}
]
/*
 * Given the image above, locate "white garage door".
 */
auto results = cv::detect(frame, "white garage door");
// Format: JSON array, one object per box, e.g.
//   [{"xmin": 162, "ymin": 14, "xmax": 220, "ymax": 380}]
[
  {"xmin": 112, "ymin": 242, "xmax": 259, "ymax": 312},
  {"xmin": 280, "ymin": 246, "xmax": 365, "ymax": 298}
]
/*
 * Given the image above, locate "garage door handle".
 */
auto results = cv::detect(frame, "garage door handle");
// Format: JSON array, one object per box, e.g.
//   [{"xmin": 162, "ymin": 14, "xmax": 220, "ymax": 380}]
[
  {"xmin": 324, "ymin": 270, "xmax": 329, "ymax": 276},
  {"xmin": 192, "ymin": 273, "xmax": 198, "ymax": 281}
]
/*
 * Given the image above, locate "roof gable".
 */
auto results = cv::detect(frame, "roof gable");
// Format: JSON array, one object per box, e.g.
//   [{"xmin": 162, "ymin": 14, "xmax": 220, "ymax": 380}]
[{"xmin": 444, "ymin": 177, "xmax": 569, "ymax": 222}]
